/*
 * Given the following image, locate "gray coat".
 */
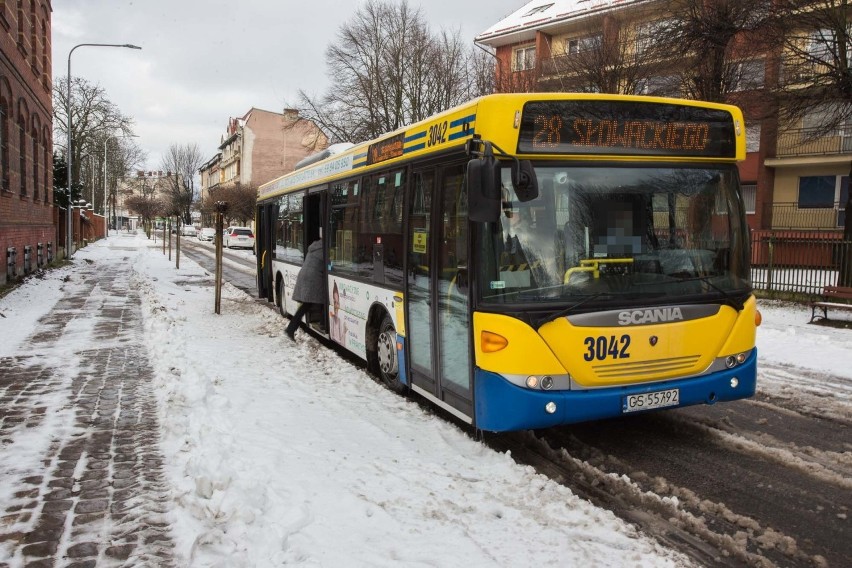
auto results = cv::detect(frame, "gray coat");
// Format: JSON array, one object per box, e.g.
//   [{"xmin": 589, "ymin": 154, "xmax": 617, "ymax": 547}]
[{"xmin": 292, "ymin": 239, "xmax": 325, "ymax": 304}]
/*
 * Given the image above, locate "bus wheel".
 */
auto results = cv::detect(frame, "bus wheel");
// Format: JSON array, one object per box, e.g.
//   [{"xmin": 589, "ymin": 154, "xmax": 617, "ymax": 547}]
[
  {"xmin": 376, "ymin": 315, "xmax": 403, "ymax": 393},
  {"xmin": 276, "ymin": 278, "xmax": 286, "ymax": 317}
]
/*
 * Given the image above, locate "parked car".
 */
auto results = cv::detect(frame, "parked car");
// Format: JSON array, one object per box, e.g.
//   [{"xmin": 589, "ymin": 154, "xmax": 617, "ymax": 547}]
[
  {"xmin": 224, "ymin": 227, "xmax": 255, "ymax": 249},
  {"xmin": 181, "ymin": 225, "xmax": 197, "ymax": 237},
  {"xmin": 198, "ymin": 227, "xmax": 217, "ymax": 241}
]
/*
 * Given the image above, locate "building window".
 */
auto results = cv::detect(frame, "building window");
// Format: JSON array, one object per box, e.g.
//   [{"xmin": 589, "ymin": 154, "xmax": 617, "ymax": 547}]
[
  {"xmin": 29, "ymin": 0, "xmax": 36, "ymax": 70},
  {"xmin": 43, "ymin": 143, "xmax": 48, "ymax": 202},
  {"xmin": 838, "ymin": 176, "xmax": 849, "ymax": 227},
  {"xmin": 513, "ymin": 45, "xmax": 536, "ymax": 71},
  {"xmin": 635, "ymin": 20, "xmax": 671, "ymax": 56},
  {"xmin": 16, "ymin": 0, "xmax": 23, "ymax": 46},
  {"xmin": 31, "ymin": 128, "xmax": 37, "ymax": 200},
  {"xmin": 798, "ymin": 176, "xmax": 835, "ymax": 208},
  {"xmin": 808, "ymin": 29, "xmax": 834, "ymax": 63},
  {"xmin": 41, "ymin": 20, "xmax": 47, "ymax": 84},
  {"xmin": 566, "ymin": 34, "xmax": 601, "ymax": 56},
  {"xmin": 732, "ymin": 59, "xmax": 765, "ymax": 91},
  {"xmin": 523, "ymin": 3, "xmax": 553, "ymax": 17},
  {"xmin": 0, "ymin": 102, "xmax": 6, "ymax": 191},
  {"xmin": 637, "ymin": 75, "xmax": 680, "ymax": 97},
  {"xmin": 18, "ymin": 119, "xmax": 25, "ymax": 196},
  {"xmin": 740, "ymin": 184, "xmax": 757, "ymax": 214}
]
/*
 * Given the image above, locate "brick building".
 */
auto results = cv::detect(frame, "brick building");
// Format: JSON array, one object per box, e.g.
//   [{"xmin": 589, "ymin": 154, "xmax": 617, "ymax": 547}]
[{"xmin": 0, "ymin": 0, "xmax": 53, "ymax": 286}]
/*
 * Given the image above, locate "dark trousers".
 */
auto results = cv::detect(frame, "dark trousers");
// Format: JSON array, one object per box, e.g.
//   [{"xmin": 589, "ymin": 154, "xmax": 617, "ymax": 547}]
[{"xmin": 286, "ymin": 302, "xmax": 317, "ymax": 335}]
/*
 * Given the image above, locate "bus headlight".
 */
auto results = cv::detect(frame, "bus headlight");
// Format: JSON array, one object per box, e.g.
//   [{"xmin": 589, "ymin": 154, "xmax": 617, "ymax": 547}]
[
  {"xmin": 541, "ymin": 376, "xmax": 554, "ymax": 390},
  {"xmin": 545, "ymin": 402, "xmax": 557, "ymax": 414},
  {"xmin": 526, "ymin": 376, "xmax": 539, "ymax": 389},
  {"xmin": 730, "ymin": 377, "xmax": 739, "ymax": 388},
  {"xmin": 725, "ymin": 352, "xmax": 749, "ymax": 368}
]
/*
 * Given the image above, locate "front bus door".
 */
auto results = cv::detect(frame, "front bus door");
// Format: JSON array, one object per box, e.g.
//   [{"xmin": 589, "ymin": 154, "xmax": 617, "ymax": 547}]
[
  {"xmin": 256, "ymin": 202, "xmax": 277, "ymax": 301},
  {"xmin": 406, "ymin": 164, "xmax": 473, "ymax": 423}
]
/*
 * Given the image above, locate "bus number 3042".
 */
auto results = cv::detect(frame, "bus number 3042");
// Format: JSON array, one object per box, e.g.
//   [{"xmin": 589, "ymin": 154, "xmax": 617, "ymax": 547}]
[{"xmin": 583, "ymin": 335, "xmax": 631, "ymax": 361}]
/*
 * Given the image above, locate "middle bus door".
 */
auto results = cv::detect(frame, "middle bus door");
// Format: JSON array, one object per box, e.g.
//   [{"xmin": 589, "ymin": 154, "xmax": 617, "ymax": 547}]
[{"xmin": 406, "ymin": 164, "xmax": 473, "ymax": 422}]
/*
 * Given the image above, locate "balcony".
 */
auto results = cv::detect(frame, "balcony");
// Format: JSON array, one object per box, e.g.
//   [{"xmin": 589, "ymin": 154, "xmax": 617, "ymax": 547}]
[
  {"xmin": 776, "ymin": 126, "xmax": 852, "ymax": 158},
  {"xmin": 763, "ymin": 201, "xmax": 846, "ymax": 230}
]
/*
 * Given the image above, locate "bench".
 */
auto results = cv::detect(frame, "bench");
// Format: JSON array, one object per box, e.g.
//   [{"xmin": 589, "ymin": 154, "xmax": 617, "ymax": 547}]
[{"xmin": 810, "ymin": 285, "xmax": 852, "ymax": 322}]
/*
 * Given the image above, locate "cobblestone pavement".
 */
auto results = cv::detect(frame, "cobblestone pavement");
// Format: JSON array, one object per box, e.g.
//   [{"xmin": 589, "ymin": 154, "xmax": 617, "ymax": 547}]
[{"xmin": 0, "ymin": 245, "xmax": 176, "ymax": 567}]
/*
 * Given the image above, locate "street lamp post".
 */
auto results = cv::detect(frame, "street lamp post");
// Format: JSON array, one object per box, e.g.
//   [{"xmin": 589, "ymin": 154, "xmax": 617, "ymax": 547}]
[{"xmin": 66, "ymin": 42, "xmax": 141, "ymax": 258}]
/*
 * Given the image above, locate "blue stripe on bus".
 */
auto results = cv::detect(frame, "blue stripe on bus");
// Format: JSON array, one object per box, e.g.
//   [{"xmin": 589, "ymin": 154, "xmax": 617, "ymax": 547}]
[
  {"xmin": 450, "ymin": 114, "xmax": 475, "ymax": 128},
  {"xmin": 405, "ymin": 131, "xmax": 426, "ymax": 143},
  {"xmin": 448, "ymin": 131, "xmax": 472, "ymax": 141},
  {"xmin": 404, "ymin": 143, "xmax": 426, "ymax": 153}
]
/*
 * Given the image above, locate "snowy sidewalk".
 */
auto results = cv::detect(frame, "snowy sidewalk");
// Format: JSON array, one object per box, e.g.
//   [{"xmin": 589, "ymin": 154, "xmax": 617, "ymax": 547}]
[
  {"xmin": 0, "ymin": 234, "xmax": 176, "ymax": 566},
  {"xmin": 0, "ymin": 234, "xmax": 693, "ymax": 567}
]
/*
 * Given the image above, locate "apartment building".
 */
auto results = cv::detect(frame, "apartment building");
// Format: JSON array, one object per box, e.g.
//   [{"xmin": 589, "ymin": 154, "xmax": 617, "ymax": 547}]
[
  {"xmin": 199, "ymin": 108, "xmax": 328, "ymax": 226},
  {"xmin": 0, "ymin": 0, "xmax": 53, "ymax": 286},
  {"xmin": 475, "ymin": 0, "xmax": 850, "ymax": 236}
]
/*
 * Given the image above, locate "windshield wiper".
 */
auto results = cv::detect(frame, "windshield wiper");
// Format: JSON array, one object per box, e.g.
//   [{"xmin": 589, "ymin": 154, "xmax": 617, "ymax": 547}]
[
  {"xmin": 534, "ymin": 292, "xmax": 614, "ymax": 328},
  {"xmin": 665, "ymin": 275, "xmax": 746, "ymax": 310}
]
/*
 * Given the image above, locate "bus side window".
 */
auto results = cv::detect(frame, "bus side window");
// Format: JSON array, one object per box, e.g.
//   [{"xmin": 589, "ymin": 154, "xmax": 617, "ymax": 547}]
[{"xmin": 329, "ymin": 179, "xmax": 360, "ymax": 276}]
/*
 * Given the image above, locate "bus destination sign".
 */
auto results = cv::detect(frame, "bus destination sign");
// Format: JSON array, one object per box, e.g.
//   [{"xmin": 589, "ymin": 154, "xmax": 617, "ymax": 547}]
[
  {"xmin": 367, "ymin": 132, "xmax": 405, "ymax": 165},
  {"xmin": 517, "ymin": 101, "xmax": 737, "ymax": 158}
]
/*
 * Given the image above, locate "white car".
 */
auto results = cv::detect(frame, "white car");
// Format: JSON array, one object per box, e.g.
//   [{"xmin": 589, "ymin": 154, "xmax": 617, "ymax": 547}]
[
  {"xmin": 180, "ymin": 225, "xmax": 197, "ymax": 237},
  {"xmin": 198, "ymin": 227, "xmax": 217, "ymax": 241},
  {"xmin": 224, "ymin": 227, "xmax": 255, "ymax": 249}
]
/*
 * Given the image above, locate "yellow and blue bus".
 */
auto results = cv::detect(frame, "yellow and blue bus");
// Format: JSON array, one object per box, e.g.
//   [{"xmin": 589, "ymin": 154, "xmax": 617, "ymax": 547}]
[{"xmin": 255, "ymin": 93, "xmax": 759, "ymax": 432}]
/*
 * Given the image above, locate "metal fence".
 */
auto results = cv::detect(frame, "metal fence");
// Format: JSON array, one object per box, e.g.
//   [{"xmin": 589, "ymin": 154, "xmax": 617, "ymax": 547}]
[{"xmin": 750, "ymin": 232, "xmax": 851, "ymax": 297}]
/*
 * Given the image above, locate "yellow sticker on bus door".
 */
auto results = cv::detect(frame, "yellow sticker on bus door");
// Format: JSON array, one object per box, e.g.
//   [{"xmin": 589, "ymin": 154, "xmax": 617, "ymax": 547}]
[{"xmin": 412, "ymin": 229, "xmax": 428, "ymax": 253}]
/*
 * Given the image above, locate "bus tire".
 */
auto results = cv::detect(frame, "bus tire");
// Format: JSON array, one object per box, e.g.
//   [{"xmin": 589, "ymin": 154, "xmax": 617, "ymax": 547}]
[{"xmin": 376, "ymin": 314, "xmax": 404, "ymax": 393}]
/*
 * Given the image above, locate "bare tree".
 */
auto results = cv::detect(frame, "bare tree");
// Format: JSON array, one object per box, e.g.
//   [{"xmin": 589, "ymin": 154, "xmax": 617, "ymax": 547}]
[
  {"xmin": 771, "ymin": 0, "xmax": 851, "ymax": 283},
  {"xmin": 52, "ymin": 76, "xmax": 137, "ymax": 205},
  {"xmin": 293, "ymin": 0, "xmax": 488, "ymax": 144},
  {"xmin": 774, "ymin": 0, "xmax": 851, "ymax": 135},
  {"xmin": 655, "ymin": 0, "xmax": 778, "ymax": 103},
  {"xmin": 538, "ymin": 18, "xmax": 657, "ymax": 94},
  {"xmin": 214, "ymin": 183, "xmax": 257, "ymax": 226},
  {"xmin": 160, "ymin": 143, "xmax": 204, "ymax": 225},
  {"xmin": 469, "ymin": 47, "xmax": 497, "ymax": 97},
  {"xmin": 124, "ymin": 175, "xmax": 165, "ymax": 238}
]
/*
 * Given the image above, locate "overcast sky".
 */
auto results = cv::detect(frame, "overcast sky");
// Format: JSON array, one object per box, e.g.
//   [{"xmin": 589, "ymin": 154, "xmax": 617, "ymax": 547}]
[{"xmin": 52, "ymin": 0, "xmax": 527, "ymax": 169}]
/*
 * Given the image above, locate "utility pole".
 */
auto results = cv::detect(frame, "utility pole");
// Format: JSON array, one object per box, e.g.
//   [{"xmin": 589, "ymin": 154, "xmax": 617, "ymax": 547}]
[
  {"xmin": 214, "ymin": 201, "xmax": 229, "ymax": 314},
  {"xmin": 175, "ymin": 215, "xmax": 180, "ymax": 269}
]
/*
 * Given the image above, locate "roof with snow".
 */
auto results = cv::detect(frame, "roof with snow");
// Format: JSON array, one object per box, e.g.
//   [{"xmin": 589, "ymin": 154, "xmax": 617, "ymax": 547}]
[{"xmin": 475, "ymin": 0, "xmax": 648, "ymax": 46}]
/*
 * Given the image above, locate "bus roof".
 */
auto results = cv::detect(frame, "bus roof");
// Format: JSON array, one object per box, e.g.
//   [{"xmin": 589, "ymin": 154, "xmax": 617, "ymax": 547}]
[{"xmin": 258, "ymin": 93, "xmax": 745, "ymax": 201}]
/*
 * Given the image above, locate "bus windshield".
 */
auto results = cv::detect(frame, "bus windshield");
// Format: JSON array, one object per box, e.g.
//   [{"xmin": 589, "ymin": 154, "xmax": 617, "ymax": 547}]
[{"xmin": 477, "ymin": 164, "xmax": 751, "ymax": 310}]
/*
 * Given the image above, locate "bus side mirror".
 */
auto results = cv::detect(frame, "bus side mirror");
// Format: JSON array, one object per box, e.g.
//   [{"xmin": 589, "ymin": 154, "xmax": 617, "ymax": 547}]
[
  {"xmin": 512, "ymin": 160, "xmax": 539, "ymax": 202},
  {"xmin": 467, "ymin": 156, "xmax": 501, "ymax": 223}
]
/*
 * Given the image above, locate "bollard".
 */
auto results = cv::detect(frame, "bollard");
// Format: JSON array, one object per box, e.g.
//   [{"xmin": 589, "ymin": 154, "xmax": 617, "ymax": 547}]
[
  {"xmin": 37, "ymin": 242, "xmax": 44, "ymax": 268},
  {"xmin": 23, "ymin": 245, "xmax": 32, "ymax": 274},
  {"xmin": 47, "ymin": 241, "xmax": 53, "ymax": 262},
  {"xmin": 6, "ymin": 247, "xmax": 17, "ymax": 280}
]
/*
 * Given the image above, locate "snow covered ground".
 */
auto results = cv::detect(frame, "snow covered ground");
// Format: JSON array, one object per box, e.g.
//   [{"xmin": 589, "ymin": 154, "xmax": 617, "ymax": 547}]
[{"xmin": 1, "ymin": 232, "xmax": 850, "ymax": 567}]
